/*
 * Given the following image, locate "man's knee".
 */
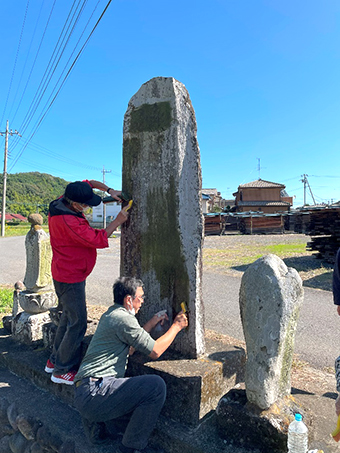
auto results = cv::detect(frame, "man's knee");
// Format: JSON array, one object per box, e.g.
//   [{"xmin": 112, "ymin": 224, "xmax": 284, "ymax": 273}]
[{"xmin": 146, "ymin": 375, "xmax": 166, "ymax": 403}]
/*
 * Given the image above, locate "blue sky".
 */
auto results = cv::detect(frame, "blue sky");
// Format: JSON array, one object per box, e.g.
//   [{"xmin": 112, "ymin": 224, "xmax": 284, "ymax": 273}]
[{"xmin": 1, "ymin": 0, "xmax": 340, "ymax": 207}]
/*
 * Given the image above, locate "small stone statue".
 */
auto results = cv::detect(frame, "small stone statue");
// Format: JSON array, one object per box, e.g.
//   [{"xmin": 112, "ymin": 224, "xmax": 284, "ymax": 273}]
[
  {"xmin": 23, "ymin": 214, "xmax": 53, "ymax": 292},
  {"xmin": 18, "ymin": 213, "xmax": 56, "ymax": 314}
]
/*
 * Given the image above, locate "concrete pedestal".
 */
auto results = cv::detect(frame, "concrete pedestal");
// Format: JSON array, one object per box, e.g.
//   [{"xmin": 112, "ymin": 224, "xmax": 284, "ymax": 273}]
[{"xmin": 127, "ymin": 336, "xmax": 245, "ymax": 427}]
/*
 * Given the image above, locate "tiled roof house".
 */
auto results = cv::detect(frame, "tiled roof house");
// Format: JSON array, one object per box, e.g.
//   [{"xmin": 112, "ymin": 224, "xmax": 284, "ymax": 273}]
[{"xmin": 233, "ymin": 179, "xmax": 293, "ymax": 213}]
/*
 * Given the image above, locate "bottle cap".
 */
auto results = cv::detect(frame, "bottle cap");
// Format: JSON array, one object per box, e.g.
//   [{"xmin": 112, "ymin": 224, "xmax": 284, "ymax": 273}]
[{"xmin": 295, "ymin": 413, "xmax": 302, "ymax": 421}]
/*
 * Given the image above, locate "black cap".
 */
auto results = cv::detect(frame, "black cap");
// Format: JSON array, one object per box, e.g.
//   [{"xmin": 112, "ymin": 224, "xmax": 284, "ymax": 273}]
[{"xmin": 64, "ymin": 181, "xmax": 101, "ymax": 206}]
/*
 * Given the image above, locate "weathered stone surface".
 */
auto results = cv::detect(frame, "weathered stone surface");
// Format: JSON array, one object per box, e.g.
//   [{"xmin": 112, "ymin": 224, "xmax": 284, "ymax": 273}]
[
  {"xmin": 239, "ymin": 254, "xmax": 303, "ymax": 409},
  {"xmin": 0, "ymin": 398, "xmax": 10, "ymax": 422},
  {"xmin": 0, "ymin": 435, "xmax": 11, "ymax": 453},
  {"xmin": 24, "ymin": 215, "xmax": 53, "ymax": 293},
  {"xmin": 2, "ymin": 316, "xmax": 12, "ymax": 333},
  {"xmin": 59, "ymin": 439, "xmax": 75, "ymax": 453},
  {"xmin": 7, "ymin": 403, "xmax": 19, "ymax": 430},
  {"xmin": 42, "ymin": 322, "xmax": 57, "ymax": 350},
  {"xmin": 29, "ymin": 442, "xmax": 45, "ymax": 453},
  {"xmin": 121, "ymin": 76, "xmax": 204, "ymax": 358},
  {"xmin": 8, "ymin": 431, "xmax": 32, "ymax": 453},
  {"xmin": 35, "ymin": 426, "xmax": 51, "ymax": 450},
  {"xmin": 18, "ymin": 291, "xmax": 56, "ymax": 315},
  {"xmin": 16, "ymin": 414, "xmax": 41, "ymax": 441},
  {"xmin": 12, "ymin": 284, "xmax": 24, "ymax": 317},
  {"xmin": 12, "ymin": 312, "xmax": 51, "ymax": 345},
  {"xmin": 216, "ymin": 388, "xmax": 311, "ymax": 453}
]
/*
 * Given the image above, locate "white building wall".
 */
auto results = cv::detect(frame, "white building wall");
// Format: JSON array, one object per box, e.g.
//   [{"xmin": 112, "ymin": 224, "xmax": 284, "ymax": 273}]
[{"xmin": 92, "ymin": 202, "xmax": 121, "ymax": 223}]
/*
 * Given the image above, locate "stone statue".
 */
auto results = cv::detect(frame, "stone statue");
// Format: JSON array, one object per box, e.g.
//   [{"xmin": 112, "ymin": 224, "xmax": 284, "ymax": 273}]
[
  {"xmin": 19, "ymin": 213, "xmax": 56, "ymax": 314},
  {"xmin": 23, "ymin": 214, "xmax": 53, "ymax": 292}
]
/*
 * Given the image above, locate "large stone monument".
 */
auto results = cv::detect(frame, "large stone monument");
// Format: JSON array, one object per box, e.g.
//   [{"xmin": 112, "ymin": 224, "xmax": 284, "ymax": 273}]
[
  {"xmin": 121, "ymin": 77, "xmax": 204, "ymax": 358},
  {"xmin": 216, "ymin": 254, "xmax": 308, "ymax": 452}
]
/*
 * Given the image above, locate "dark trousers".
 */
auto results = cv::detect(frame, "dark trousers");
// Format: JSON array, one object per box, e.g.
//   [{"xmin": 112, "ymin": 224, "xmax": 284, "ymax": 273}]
[
  {"xmin": 74, "ymin": 375, "xmax": 166, "ymax": 450},
  {"xmin": 50, "ymin": 279, "xmax": 87, "ymax": 375}
]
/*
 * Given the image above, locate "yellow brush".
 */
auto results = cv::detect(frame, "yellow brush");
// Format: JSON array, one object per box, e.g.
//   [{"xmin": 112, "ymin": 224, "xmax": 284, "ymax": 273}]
[
  {"xmin": 180, "ymin": 302, "xmax": 187, "ymax": 313},
  {"xmin": 126, "ymin": 200, "xmax": 133, "ymax": 211},
  {"xmin": 332, "ymin": 414, "xmax": 340, "ymax": 442}
]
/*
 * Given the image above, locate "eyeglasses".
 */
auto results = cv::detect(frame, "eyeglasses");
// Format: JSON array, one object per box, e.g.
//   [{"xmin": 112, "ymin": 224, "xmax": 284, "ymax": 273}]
[{"xmin": 133, "ymin": 294, "xmax": 145, "ymax": 302}]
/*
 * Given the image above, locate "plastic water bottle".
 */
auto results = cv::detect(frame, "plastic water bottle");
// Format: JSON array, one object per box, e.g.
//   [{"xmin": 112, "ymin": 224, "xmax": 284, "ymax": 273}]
[{"xmin": 287, "ymin": 413, "xmax": 308, "ymax": 453}]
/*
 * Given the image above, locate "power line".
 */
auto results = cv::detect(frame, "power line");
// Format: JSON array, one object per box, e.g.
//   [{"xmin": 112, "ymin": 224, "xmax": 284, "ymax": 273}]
[
  {"xmin": 0, "ymin": 0, "xmax": 30, "ymax": 128},
  {"xmin": 8, "ymin": 0, "xmax": 113, "ymax": 171}
]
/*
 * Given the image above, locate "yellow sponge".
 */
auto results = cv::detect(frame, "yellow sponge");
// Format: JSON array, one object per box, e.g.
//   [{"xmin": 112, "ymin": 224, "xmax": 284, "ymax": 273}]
[{"xmin": 332, "ymin": 414, "xmax": 340, "ymax": 442}]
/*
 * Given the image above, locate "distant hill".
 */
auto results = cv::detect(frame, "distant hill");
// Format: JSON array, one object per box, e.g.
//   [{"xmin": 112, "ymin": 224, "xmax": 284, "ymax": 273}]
[{"xmin": 0, "ymin": 172, "xmax": 70, "ymax": 220}]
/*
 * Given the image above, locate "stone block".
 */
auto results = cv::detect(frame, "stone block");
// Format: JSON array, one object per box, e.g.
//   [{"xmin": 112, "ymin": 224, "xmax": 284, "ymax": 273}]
[
  {"xmin": 216, "ymin": 388, "xmax": 312, "ymax": 453},
  {"xmin": 12, "ymin": 312, "xmax": 51, "ymax": 345},
  {"xmin": 127, "ymin": 336, "xmax": 245, "ymax": 427}
]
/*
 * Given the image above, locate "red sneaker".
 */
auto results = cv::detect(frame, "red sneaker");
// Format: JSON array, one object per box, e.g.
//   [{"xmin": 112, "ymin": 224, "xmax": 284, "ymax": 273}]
[
  {"xmin": 44, "ymin": 359, "xmax": 54, "ymax": 374},
  {"xmin": 51, "ymin": 371, "xmax": 76, "ymax": 385}
]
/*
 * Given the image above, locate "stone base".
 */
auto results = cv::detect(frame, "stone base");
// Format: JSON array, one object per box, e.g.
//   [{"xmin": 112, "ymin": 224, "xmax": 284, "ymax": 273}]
[
  {"xmin": 19, "ymin": 291, "xmax": 57, "ymax": 315},
  {"xmin": 215, "ymin": 388, "xmax": 313, "ymax": 453},
  {"xmin": 12, "ymin": 312, "xmax": 52, "ymax": 345},
  {"xmin": 127, "ymin": 336, "xmax": 246, "ymax": 427}
]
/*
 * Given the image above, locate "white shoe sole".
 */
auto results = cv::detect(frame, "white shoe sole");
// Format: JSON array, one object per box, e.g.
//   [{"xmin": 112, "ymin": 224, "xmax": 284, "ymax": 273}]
[
  {"xmin": 45, "ymin": 366, "xmax": 54, "ymax": 373},
  {"xmin": 51, "ymin": 374, "xmax": 74, "ymax": 385}
]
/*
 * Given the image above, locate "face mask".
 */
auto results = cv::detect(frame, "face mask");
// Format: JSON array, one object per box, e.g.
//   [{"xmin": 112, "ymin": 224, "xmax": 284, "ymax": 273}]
[
  {"xmin": 73, "ymin": 203, "xmax": 89, "ymax": 213},
  {"xmin": 128, "ymin": 302, "xmax": 136, "ymax": 316}
]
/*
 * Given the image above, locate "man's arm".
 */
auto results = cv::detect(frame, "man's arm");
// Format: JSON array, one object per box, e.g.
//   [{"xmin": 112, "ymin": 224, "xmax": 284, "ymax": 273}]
[
  {"xmin": 105, "ymin": 207, "xmax": 129, "ymax": 237},
  {"xmin": 89, "ymin": 179, "xmax": 121, "ymax": 202},
  {"xmin": 149, "ymin": 312, "xmax": 188, "ymax": 360}
]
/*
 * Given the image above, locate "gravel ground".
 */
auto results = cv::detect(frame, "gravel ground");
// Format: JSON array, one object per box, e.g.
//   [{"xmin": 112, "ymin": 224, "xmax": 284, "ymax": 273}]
[
  {"xmin": 203, "ymin": 232, "xmax": 311, "ymax": 247},
  {"xmin": 203, "ymin": 232, "xmax": 334, "ymax": 291}
]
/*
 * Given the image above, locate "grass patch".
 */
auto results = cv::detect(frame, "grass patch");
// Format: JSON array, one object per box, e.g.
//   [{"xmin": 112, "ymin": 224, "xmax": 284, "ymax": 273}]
[
  {"xmin": 0, "ymin": 285, "xmax": 13, "ymax": 328},
  {"xmin": 203, "ymin": 240, "xmax": 333, "ymax": 291},
  {"xmin": 261, "ymin": 243, "xmax": 306, "ymax": 255},
  {"xmin": 1, "ymin": 224, "xmax": 49, "ymax": 237},
  {"xmin": 203, "ymin": 243, "xmax": 309, "ymax": 269}
]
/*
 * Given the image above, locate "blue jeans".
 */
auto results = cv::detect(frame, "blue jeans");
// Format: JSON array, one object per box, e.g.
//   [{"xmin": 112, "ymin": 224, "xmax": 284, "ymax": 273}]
[
  {"xmin": 74, "ymin": 375, "xmax": 166, "ymax": 450},
  {"xmin": 50, "ymin": 279, "xmax": 87, "ymax": 375}
]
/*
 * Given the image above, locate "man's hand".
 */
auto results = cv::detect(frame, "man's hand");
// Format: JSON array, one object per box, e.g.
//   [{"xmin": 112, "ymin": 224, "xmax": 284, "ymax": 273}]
[
  {"xmin": 143, "ymin": 310, "xmax": 169, "ymax": 333},
  {"xmin": 173, "ymin": 311, "xmax": 188, "ymax": 331},
  {"xmin": 105, "ymin": 205, "xmax": 129, "ymax": 237},
  {"xmin": 115, "ymin": 205, "xmax": 130, "ymax": 226},
  {"xmin": 108, "ymin": 188, "xmax": 122, "ymax": 202},
  {"xmin": 336, "ymin": 395, "xmax": 340, "ymax": 416},
  {"xmin": 337, "ymin": 306, "xmax": 340, "ymax": 316},
  {"xmin": 149, "ymin": 311, "xmax": 188, "ymax": 360}
]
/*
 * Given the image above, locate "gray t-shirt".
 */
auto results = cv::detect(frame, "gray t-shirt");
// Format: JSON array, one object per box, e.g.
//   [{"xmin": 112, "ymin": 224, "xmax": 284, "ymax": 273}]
[{"xmin": 75, "ymin": 304, "xmax": 155, "ymax": 381}]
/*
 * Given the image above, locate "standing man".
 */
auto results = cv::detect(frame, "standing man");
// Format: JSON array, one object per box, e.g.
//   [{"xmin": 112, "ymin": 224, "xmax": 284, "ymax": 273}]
[
  {"xmin": 45, "ymin": 180, "xmax": 129, "ymax": 385},
  {"xmin": 74, "ymin": 277, "xmax": 188, "ymax": 453},
  {"xmin": 333, "ymin": 248, "xmax": 340, "ymax": 415}
]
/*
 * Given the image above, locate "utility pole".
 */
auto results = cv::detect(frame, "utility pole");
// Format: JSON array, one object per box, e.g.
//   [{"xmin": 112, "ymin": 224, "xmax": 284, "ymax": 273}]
[
  {"xmin": 102, "ymin": 166, "xmax": 111, "ymax": 229},
  {"xmin": 300, "ymin": 174, "xmax": 316, "ymax": 206},
  {"xmin": 1, "ymin": 121, "xmax": 21, "ymax": 237}
]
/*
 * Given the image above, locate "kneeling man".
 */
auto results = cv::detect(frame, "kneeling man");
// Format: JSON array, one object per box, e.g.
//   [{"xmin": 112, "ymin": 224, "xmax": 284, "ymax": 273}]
[{"xmin": 74, "ymin": 277, "xmax": 188, "ymax": 453}]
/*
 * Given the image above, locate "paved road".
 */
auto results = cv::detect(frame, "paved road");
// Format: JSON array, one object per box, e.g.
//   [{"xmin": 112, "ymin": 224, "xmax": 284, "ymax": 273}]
[{"xmin": 1, "ymin": 235, "xmax": 339, "ymax": 371}]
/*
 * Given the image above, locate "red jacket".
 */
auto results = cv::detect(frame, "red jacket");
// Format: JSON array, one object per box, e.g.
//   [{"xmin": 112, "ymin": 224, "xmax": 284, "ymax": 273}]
[{"xmin": 48, "ymin": 190, "xmax": 108, "ymax": 283}]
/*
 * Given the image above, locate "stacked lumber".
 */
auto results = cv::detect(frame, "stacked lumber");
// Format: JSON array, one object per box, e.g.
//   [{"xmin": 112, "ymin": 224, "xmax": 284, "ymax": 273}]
[
  {"xmin": 287, "ymin": 211, "xmax": 311, "ymax": 233},
  {"xmin": 204, "ymin": 214, "xmax": 224, "ymax": 235},
  {"xmin": 239, "ymin": 215, "xmax": 284, "ymax": 235},
  {"xmin": 298, "ymin": 207, "xmax": 340, "ymax": 262}
]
